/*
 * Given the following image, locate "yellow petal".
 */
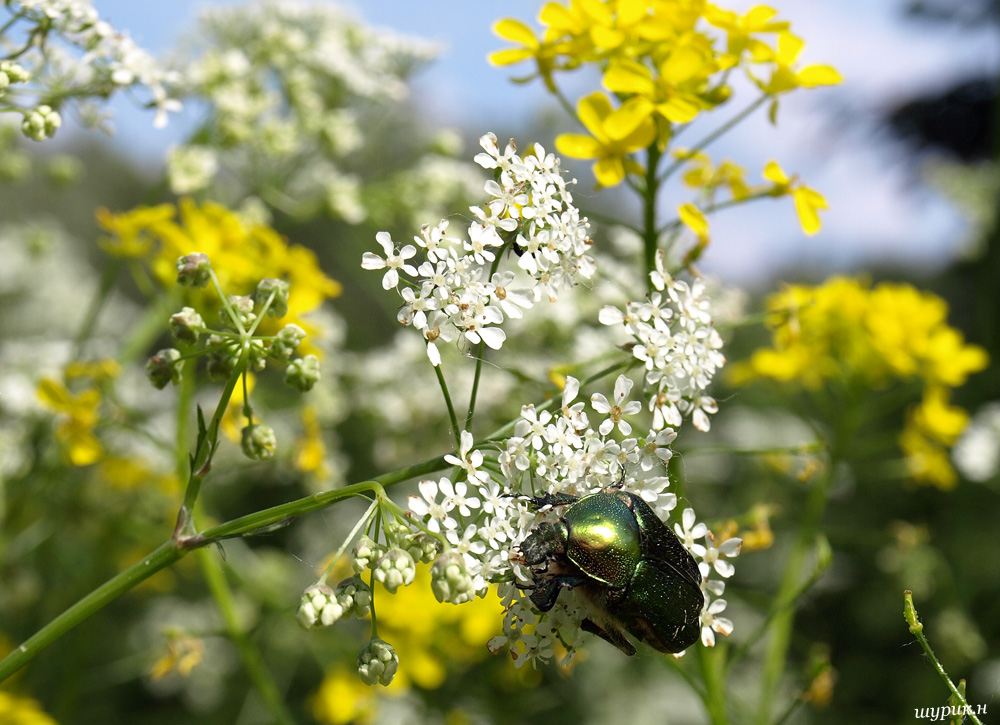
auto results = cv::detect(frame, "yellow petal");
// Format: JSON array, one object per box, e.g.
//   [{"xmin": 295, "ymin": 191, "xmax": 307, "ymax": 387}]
[
  {"xmin": 493, "ymin": 18, "xmax": 538, "ymax": 47},
  {"xmin": 618, "ymin": 0, "xmax": 648, "ymax": 26},
  {"xmin": 661, "ymin": 44, "xmax": 707, "ymax": 84},
  {"xmin": 605, "ymin": 97, "xmax": 654, "ymax": 140},
  {"xmin": 603, "ymin": 59, "xmax": 654, "ymax": 95},
  {"xmin": 594, "ymin": 157, "xmax": 627, "ymax": 187},
  {"xmin": 656, "ymin": 95, "xmax": 700, "ymax": 124},
  {"xmin": 763, "ymin": 160, "xmax": 789, "ymax": 186},
  {"xmin": 796, "ymin": 64, "xmax": 844, "ymax": 87},
  {"xmin": 489, "ymin": 48, "xmax": 536, "ymax": 66},
  {"xmin": 590, "ymin": 24, "xmax": 625, "ymax": 50},
  {"xmin": 37, "ymin": 377, "xmax": 71, "ymax": 410},
  {"xmin": 678, "ymin": 202, "xmax": 709, "ymax": 239},
  {"xmin": 576, "ymin": 92, "xmax": 613, "ymax": 138},
  {"xmin": 793, "ymin": 187, "xmax": 828, "ymax": 235},
  {"xmin": 555, "ymin": 133, "xmax": 604, "ymax": 160},
  {"xmin": 776, "ymin": 31, "xmax": 803, "ymax": 65}
]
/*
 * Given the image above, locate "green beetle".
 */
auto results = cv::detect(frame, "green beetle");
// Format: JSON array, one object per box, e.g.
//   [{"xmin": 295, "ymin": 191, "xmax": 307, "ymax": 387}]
[{"xmin": 517, "ymin": 487, "xmax": 704, "ymax": 655}]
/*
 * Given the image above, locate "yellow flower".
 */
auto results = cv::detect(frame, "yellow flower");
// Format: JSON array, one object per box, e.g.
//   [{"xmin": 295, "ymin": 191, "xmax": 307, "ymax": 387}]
[
  {"xmin": 602, "ymin": 36, "xmax": 717, "ymax": 145},
  {"xmin": 0, "ymin": 691, "xmax": 57, "ymax": 725},
  {"xmin": 731, "ymin": 277, "xmax": 987, "ymax": 489},
  {"xmin": 97, "ymin": 200, "xmax": 341, "ymax": 355},
  {"xmin": 489, "ymin": 18, "xmax": 571, "ymax": 91},
  {"xmin": 705, "ymin": 4, "xmax": 790, "ymax": 66},
  {"xmin": 150, "ymin": 634, "xmax": 205, "ymax": 679},
  {"xmin": 312, "ymin": 666, "xmax": 377, "ymax": 725},
  {"xmin": 556, "ymin": 92, "xmax": 656, "ymax": 187},
  {"xmin": 99, "ymin": 456, "xmax": 180, "ymax": 494},
  {"xmin": 221, "ymin": 372, "xmax": 256, "ymax": 443},
  {"xmin": 295, "ymin": 405, "xmax": 329, "ymax": 479},
  {"xmin": 96, "ymin": 204, "xmax": 176, "ymax": 258},
  {"xmin": 37, "ymin": 377, "xmax": 103, "ymax": 466},
  {"xmin": 675, "ymin": 149, "xmax": 750, "ymax": 199},
  {"xmin": 764, "ymin": 160, "xmax": 828, "ymax": 235},
  {"xmin": 759, "ymin": 32, "xmax": 842, "ymax": 95}
]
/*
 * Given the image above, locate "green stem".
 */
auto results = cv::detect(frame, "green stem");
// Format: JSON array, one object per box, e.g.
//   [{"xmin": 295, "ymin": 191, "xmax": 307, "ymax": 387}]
[
  {"xmin": 658, "ymin": 95, "xmax": 769, "ymax": 186},
  {"xmin": 698, "ymin": 642, "xmax": 730, "ymax": 725},
  {"xmin": 173, "ymin": 361, "xmax": 248, "ymax": 541},
  {"xmin": 434, "ymin": 364, "xmax": 461, "ymax": 451},
  {"xmin": 903, "ymin": 592, "xmax": 985, "ymax": 725},
  {"xmin": 656, "ymin": 190, "xmax": 772, "ymax": 237},
  {"xmin": 73, "ymin": 256, "xmax": 121, "ymax": 356},
  {"xmin": 0, "ymin": 457, "xmax": 449, "ymax": 684},
  {"xmin": 643, "ymin": 142, "xmax": 662, "ymax": 290},
  {"xmin": 756, "ymin": 472, "xmax": 831, "ymax": 725},
  {"xmin": 0, "ymin": 542, "xmax": 184, "ymax": 683},
  {"xmin": 198, "ymin": 549, "xmax": 297, "ymax": 725},
  {"xmin": 117, "ymin": 288, "xmax": 182, "ymax": 365}
]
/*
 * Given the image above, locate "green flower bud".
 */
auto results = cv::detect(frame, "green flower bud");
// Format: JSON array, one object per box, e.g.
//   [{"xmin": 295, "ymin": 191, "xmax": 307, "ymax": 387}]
[
  {"xmin": 0, "ymin": 61, "xmax": 30, "ymax": 84},
  {"xmin": 241, "ymin": 423, "xmax": 276, "ymax": 460},
  {"xmin": 169, "ymin": 306, "xmax": 206, "ymax": 344},
  {"xmin": 254, "ymin": 278, "xmax": 290, "ymax": 318},
  {"xmin": 21, "ymin": 105, "xmax": 61, "ymax": 142},
  {"xmin": 146, "ymin": 348, "xmax": 182, "ymax": 389},
  {"xmin": 333, "ymin": 576, "xmax": 372, "ymax": 619},
  {"xmin": 222, "ymin": 294, "xmax": 256, "ymax": 330},
  {"xmin": 352, "ymin": 536, "xmax": 384, "ymax": 573},
  {"xmin": 372, "ymin": 547, "xmax": 416, "ymax": 594},
  {"xmin": 356, "ymin": 638, "xmax": 398, "ymax": 687},
  {"xmin": 247, "ymin": 338, "xmax": 268, "ymax": 371},
  {"xmin": 285, "ymin": 354, "xmax": 320, "ymax": 392},
  {"xmin": 206, "ymin": 335, "xmax": 239, "ymax": 381},
  {"xmin": 176, "ymin": 253, "xmax": 212, "ymax": 288},
  {"xmin": 430, "ymin": 550, "xmax": 476, "ymax": 605},
  {"xmin": 270, "ymin": 324, "xmax": 306, "ymax": 361},
  {"xmin": 404, "ymin": 532, "xmax": 441, "ymax": 564}
]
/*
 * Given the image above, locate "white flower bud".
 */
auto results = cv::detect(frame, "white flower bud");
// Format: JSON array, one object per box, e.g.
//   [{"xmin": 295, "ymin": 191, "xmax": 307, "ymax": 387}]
[
  {"xmin": 430, "ymin": 550, "xmax": 475, "ymax": 605},
  {"xmin": 372, "ymin": 547, "xmax": 415, "ymax": 593},
  {"xmin": 356, "ymin": 638, "xmax": 398, "ymax": 686},
  {"xmin": 352, "ymin": 536, "xmax": 384, "ymax": 573}
]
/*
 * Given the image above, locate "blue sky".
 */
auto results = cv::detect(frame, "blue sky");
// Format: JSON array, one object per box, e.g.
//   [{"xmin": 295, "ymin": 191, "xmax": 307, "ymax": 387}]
[{"xmin": 84, "ymin": 0, "xmax": 998, "ymax": 283}]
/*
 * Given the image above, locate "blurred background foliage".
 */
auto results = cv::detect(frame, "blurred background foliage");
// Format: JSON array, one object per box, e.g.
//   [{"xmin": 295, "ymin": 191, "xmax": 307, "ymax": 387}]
[{"xmin": 0, "ymin": 0, "xmax": 998, "ymax": 723}]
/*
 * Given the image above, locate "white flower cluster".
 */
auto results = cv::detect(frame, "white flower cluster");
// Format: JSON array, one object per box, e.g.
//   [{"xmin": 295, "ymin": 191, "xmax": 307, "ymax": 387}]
[
  {"xmin": 599, "ymin": 250, "xmax": 726, "ymax": 432},
  {"xmin": 406, "ymin": 373, "xmax": 741, "ymax": 666},
  {"xmin": 169, "ymin": 0, "xmax": 439, "ymax": 206},
  {"xmin": 3, "ymin": 0, "xmax": 181, "ymax": 134},
  {"xmin": 363, "ymin": 132, "xmax": 595, "ymax": 366},
  {"xmin": 953, "ymin": 401, "xmax": 1000, "ymax": 483}
]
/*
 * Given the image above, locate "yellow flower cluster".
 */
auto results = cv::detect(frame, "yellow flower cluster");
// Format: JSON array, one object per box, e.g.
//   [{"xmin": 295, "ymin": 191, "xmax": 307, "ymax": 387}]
[
  {"xmin": 97, "ymin": 200, "xmax": 341, "ymax": 355},
  {"xmin": 36, "ymin": 359, "xmax": 119, "ymax": 466},
  {"xmin": 492, "ymin": 2, "xmax": 841, "ymax": 188},
  {"xmin": 0, "ymin": 691, "xmax": 57, "ymax": 725},
  {"xmin": 729, "ymin": 277, "xmax": 988, "ymax": 489},
  {"xmin": 311, "ymin": 565, "xmax": 503, "ymax": 724}
]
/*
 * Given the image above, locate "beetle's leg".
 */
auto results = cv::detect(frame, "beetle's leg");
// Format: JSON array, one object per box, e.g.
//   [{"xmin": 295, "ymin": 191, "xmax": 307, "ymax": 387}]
[
  {"xmin": 581, "ymin": 618, "xmax": 637, "ymax": 656},
  {"xmin": 521, "ymin": 572, "xmax": 593, "ymax": 612},
  {"xmin": 609, "ymin": 466, "xmax": 627, "ymax": 490},
  {"xmin": 518, "ymin": 521, "xmax": 569, "ymax": 566}
]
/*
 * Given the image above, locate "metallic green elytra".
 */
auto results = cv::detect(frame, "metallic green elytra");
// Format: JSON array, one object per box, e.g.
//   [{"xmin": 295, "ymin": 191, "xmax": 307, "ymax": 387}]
[{"xmin": 518, "ymin": 488, "xmax": 704, "ymax": 655}]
